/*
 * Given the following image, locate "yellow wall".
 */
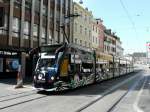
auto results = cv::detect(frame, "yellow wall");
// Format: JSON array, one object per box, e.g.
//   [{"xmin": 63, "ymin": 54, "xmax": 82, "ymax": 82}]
[{"xmin": 73, "ymin": 2, "xmax": 93, "ymax": 48}]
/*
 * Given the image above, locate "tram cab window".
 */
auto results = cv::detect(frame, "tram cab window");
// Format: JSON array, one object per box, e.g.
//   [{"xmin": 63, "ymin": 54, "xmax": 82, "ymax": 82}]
[
  {"xmin": 81, "ymin": 63, "xmax": 93, "ymax": 73},
  {"xmin": 57, "ymin": 52, "xmax": 63, "ymax": 60}
]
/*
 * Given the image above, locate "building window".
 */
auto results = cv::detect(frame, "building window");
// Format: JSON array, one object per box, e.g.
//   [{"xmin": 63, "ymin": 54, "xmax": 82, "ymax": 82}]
[
  {"xmin": 50, "ymin": 9, "xmax": 54, "ymax": 19},
  {"xmin": 99, "ymin": 30, "xmax": 100, "ymax": 35},
  {"xmin": 107, "ymin": 46, "xmax": 110, "ymax": 51},
  {"xmin": 96, "ymin": 38, "xmax": 98, "ymax": 44},
  {"xmin": 0, "ymin": 15, "xmax": 8, "ymax": 35},
  {"xmin": 80, "ymin": 40, "xmax": 82, "ymax": 45},
  {"xmin": 93, "ymin": 25, "xmax": 94, "ymax": 31},
  {"xmin": 14, "ymin": 0, "xmax": 21, "ymax": 8},
  {"xmin": 93, "ymin": 36, "xmax": 94, "ymax": 43},
  {"xmin": 49, "ymin": 30, "xmax": 52, "ymax": 39},
  {"xmin": 42, "ymin": 4, "xmax": 47, "ymax": 16},
  {"xmin": 80, "ymin": 11, "xmax": 82, "ymax": 18},
  {"xmin": 24, "ymin": 21, "xmax": 30, "ymax": 39},
  {"xmin": 12, "ymin": 17, "xmax": 20, "ymax": 32},
  {"xmin": 42, "ymin": 27, "xmax": 46, "ymax": 39},
  {"xmin": 75, "ymin": 38, "xmax": 77, "ymax": 44},
  {"xmin": 89, "ymin": 17, "xmax": 91, "ymax": 23},
  {"xmin": 89, "ymin": 43, "xmax": 90, "ymax": 47},
  {"xmin": 85, "ymin": 28, "xmax": 87, "ymax": 35},
  {"xmin": 96, "ymin": 27, "xmax": 97, "ymax": 33},
  {"xmin": 89, "ymin": 30, "xmax": 91, "ymax": 40},
  {"xmin": 12, "ymin": 17, "xmax": 20, "ymax": 37},
  {"xmin": 24, "ymin": 21, "xmax": 30, "ymax": 35},
  {"xmin": 34, "ymin": 0, "xmax": 40, "ymax": 13},
  {"xmin": 33, "ymin": 24, "xmax": 38, "ymax": 37},
  {"xmin": 4, "ymin": 14, "xmax": 8, "ymax": 28},
  {"xmin": 75, "ymin": 23, "xmax": 77, "ymax": 32},
  {"xmin": 80, "ymin": 25, "xmax": 82, "ymax": 34},
  {"xmin": 25, "ymin": 0, "xmax": 32, "ymax": 9},
  {"xmin": 41, "ymin": 38, "xmax": 46, "ymax": 45},
  {"xmin": 85, "ymin": 15, "xmax": 87, "ymax": 21},
  {"xmin": 105, "ymin": 45, "xmax": 107, "ymax": 51},
  {"xmin": 85, "ymin": 41, "xmax": 87, "ymax": 47}
]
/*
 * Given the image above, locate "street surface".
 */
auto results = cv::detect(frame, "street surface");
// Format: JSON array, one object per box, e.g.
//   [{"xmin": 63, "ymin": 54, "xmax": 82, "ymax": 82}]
[{"xmin": 0, "ymin": 66, "xmax": 149, "ymax": 112}]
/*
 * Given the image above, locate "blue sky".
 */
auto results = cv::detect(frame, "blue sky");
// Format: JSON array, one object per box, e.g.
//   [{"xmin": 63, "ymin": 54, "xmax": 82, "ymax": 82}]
[{"xmin": 77, "ymin": 0, "xmax": 150, "ymax": 54}]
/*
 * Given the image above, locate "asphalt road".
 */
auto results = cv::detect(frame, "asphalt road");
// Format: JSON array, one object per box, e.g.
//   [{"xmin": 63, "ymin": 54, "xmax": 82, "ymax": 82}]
[{"xmin": 0, "ymin": 67, "xmax": 149, "ymax": 112}]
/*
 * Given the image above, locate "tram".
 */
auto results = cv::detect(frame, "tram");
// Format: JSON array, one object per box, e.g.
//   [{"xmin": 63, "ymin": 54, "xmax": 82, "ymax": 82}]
[{"xmin": 30, "ymin": 43, "xmax": 134, "ymax": 91}]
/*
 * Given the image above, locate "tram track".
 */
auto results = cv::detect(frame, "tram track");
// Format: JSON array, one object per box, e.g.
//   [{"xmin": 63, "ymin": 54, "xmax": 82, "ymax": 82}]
[
  {"xmin": 108, "ymin": 75, "xmax": 147, "ymax": 112},
  {"xmin": 0, "ymin": 95, "xmax": 48, "ymax": 110},
  {"xmin": 0, "ymin": 89, "xmax": 36, "ymax": 99},
  {"xmin": 0, "ymin": 91, "xmax": 48, "ymax": 110},
  {"xmin": 0, "ymin": 71, "xmax": 142, "ymax": 111},
  {"xmin": 0, "ymin": 91, "xmax": 36, "ymax": 103},
  {"xmin": 76, "ymin": 71, "xmax": 143, "ymax": 112}
]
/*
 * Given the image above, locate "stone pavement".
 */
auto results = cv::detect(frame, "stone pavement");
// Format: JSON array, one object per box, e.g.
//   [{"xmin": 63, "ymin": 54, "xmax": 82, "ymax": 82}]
[{"xmin": 0, "ymin": 78, "xmax": 34, "ymax": 97}]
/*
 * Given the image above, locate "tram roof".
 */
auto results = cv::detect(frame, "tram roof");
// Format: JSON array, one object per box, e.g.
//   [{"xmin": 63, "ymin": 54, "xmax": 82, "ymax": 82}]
[{"xmin": 40, "ymin": 43, "xmax": 93, "ymax": 53}]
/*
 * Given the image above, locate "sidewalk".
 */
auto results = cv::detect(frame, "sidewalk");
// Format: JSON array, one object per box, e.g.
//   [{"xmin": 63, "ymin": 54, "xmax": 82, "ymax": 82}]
[{"xmin": 0, "ymin": 78, "xmax": 34, "ymax": 97}]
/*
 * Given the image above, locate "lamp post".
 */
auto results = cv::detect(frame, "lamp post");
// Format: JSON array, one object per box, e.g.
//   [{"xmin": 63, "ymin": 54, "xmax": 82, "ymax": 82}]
[
  {"xmin": 79, "ymin": 0, "xmax": 83, "ymax": 4},
  {"xmin": 73, "ymin": 0, "xmax": 83, "ymax": 4}
]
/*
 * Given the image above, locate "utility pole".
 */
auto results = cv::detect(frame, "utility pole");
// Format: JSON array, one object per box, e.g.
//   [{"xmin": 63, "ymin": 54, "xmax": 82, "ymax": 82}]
[
  {"xmin": 112, "ymin": 55, "xmax": 115, "ymax": 78},
  {"xmin": 60, "ymin": 13, "xmax": 80, "ymax": 44}
]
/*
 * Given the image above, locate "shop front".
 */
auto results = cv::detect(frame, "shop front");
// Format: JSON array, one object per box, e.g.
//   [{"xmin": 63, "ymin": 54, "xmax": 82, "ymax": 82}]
[{"xmin": 0, "ymin": 46, "xmax": 31, "ymax": 78}]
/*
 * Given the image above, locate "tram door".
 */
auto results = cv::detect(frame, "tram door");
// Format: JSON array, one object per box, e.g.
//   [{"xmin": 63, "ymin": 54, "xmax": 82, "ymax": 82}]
[{"xmin": 60, "ymin": 55, "xmax": 69, "ymax": 77}]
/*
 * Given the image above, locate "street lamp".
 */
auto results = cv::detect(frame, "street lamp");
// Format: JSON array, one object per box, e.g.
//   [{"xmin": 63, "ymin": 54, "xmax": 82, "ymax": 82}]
[
  {"xmin": 74, "ymin": 0, "xmax": 83, "ymax": 4},
  {"xmin": 79, "ymin": 0, "xmax": 83, "ymax": 4}
]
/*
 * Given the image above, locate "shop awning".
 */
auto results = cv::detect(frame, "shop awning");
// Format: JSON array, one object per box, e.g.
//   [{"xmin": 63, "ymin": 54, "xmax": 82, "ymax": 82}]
[{"xmin": 96, "ymin": 52, "xmax": 113, "ymax": 62}]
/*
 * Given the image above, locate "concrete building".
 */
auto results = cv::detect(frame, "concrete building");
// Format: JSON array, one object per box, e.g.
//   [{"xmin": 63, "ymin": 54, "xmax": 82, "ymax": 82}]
[
  {"xmin": 0, "ymin": 0, "xmax": 72, "ymax": 77},
  {"xmin": 73, "ymin": 2, "xmax": 92, "ymax": 48}
]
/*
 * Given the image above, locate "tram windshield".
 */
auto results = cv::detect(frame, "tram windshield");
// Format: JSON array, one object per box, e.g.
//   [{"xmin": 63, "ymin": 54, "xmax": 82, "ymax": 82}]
[{"xmin": 37, "ymin": 57, "xmax": 55, "ymax": 69}]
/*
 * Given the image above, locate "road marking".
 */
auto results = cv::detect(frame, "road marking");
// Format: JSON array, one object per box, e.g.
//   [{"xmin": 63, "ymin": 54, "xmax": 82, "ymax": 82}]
[{"xmin": 133, "ymin": 76, "xmax": 147, "ymax": 112}]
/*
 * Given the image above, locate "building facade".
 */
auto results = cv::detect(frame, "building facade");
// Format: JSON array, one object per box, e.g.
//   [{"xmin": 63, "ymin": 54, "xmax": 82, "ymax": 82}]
[
  {"xmin": 73, "ymin": 2, "xmax": 92, "ymax": 48},
  {"xmin": 0, "ymin": 0, "xmax": 72, "ymax": 77},
  {"xmin": 116, "ymin": 37, "xmax": 124, "ymax": 57},
  {"xmin": 96, "ymin": 19, "xmax": 105, "ymax": 52},
  {"xmin": 104, "ymin": 29, "xmax": 116, "ymax": 56},
  {"xmin": 91, "ymin": 18, "xmax": 99, "ymax": 50}
]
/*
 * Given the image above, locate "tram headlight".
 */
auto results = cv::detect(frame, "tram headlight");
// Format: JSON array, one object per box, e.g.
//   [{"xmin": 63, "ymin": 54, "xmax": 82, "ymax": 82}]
[
  {"xmin": 38, "ymin": 74, "xmax": 43, "ymax": 80},
  {"xmin": 51, "ymin": 76, "xmax": 55, "ymax": 80},
  {"xmin": 33, "ymin": 75, "xmax": 36, "ymax": 80}
]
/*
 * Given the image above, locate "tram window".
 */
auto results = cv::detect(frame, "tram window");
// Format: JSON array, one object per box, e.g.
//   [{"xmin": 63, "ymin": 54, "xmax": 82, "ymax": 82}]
[
  {"xmin": 68, "ymin": 64, "xmax": 74, "ymax": 74},
  {"xmin": 82, "ymin": 63, "xmax": 93, "ymax": 73},
  {"xmin": 82, "ymin": 63, "xmax": 93, "ymax": 69},
  {"xmin": 58, "ymin": 52, "xmax": 63, "ymax": 60}
]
